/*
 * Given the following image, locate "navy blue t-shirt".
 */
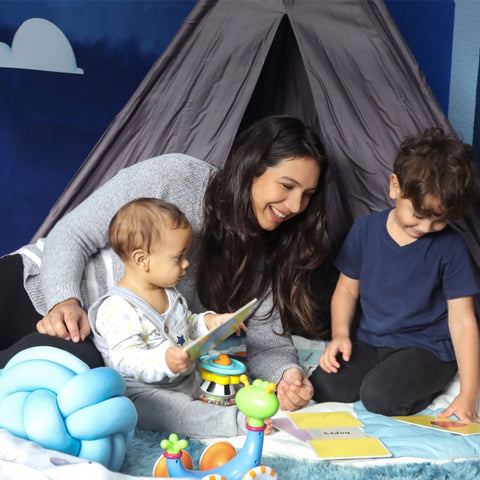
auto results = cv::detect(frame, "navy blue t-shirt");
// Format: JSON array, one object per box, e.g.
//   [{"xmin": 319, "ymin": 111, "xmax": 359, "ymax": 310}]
[{"xmin": 336, "ymin": 209, "xmax": 479, "ymax": 361}]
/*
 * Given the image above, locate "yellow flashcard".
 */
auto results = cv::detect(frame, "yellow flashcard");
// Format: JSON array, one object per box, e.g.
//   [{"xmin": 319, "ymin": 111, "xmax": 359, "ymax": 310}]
[
  {"xmin": 392, "ymin": 415, "xmax": 480, "ymax": 436},
  {"xmin": 288, "ymin": 411, "xmax": 363, "ymax": 429},
  {"xmin": 309, "ymin": 436, "xmax": 391, "ymax": 460}
]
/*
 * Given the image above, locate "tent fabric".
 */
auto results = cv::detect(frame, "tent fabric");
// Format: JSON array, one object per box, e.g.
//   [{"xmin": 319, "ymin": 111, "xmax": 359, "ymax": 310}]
[{"xmin": 32, "ymin": 0, "xmax": 480, "ymax": 279}]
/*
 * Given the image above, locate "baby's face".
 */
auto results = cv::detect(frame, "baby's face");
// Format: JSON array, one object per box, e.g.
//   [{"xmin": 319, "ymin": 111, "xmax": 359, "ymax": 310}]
[{"xmin": 147, "ymin": 225, "xmax": 193, "ymax": 288}]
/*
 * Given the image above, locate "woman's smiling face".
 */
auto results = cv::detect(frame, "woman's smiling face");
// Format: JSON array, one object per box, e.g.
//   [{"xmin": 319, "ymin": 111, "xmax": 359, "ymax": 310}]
[{"xmin": 250, "ymin": 156, "xmax": 320, "ymax": 231}]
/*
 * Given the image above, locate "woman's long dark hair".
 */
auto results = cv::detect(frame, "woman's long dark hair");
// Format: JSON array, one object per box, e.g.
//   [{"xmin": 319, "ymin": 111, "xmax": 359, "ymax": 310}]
[{"xmin": 196, "ymin": 115, "xmax": 331, "ymax": 334}]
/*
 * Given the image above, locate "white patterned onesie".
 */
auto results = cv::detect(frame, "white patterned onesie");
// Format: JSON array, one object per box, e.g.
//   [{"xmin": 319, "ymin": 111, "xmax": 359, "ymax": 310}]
[{"xmin": 88, "ymin": 286, "xmax": 210, "ymax": 384}]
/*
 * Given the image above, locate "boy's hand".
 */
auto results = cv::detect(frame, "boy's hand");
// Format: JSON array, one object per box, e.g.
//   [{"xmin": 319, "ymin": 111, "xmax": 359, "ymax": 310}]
[
  {"xmin": 438, "ymin": 394, "xmax": 480, "ymax": 423},
  {"xmin": 204, "ymin": 312, "xmax": 248, "ymax": 335},
  {"xmin": 319, "ymin": 336, "xmax": 352, "ymax": 373},
  {"xmin": 166, "ymin": 346, "xmax": 193, "ymax": 374}
]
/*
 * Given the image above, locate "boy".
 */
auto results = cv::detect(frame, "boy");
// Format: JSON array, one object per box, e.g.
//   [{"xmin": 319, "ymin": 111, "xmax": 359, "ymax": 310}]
[{"xmin": 310, "ymin": 128, "xmax": 480, "ymax": 423}]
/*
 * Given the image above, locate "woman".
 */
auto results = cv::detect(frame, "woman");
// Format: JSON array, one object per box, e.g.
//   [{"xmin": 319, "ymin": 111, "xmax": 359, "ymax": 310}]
[{"xmin": 0, "ymin": 116, "xmax": 330, "ymax": 423}]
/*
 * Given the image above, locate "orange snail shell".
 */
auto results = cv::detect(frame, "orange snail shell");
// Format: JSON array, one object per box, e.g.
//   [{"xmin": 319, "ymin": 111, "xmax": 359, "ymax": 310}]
[{"xmin": 199, "ymin": 441, "xmax": 237, "ymax": 470}]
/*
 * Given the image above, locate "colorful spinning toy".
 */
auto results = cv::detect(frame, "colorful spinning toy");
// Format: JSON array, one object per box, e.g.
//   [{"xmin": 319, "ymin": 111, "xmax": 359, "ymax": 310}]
[{"xmin": 198, "ymin": 353, "xmax": 246, "ymax": 406}]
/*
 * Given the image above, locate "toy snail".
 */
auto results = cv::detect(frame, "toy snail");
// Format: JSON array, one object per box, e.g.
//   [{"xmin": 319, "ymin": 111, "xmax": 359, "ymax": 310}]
[{"xmin": 153, "ymin": 375, "xmax": 280, "ymax": 480}]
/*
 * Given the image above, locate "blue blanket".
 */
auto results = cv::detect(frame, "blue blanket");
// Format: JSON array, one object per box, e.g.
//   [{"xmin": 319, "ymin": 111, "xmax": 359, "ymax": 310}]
[{"xmin": 354, "ymin": 402, "xmax": 480, "ymax": 459}]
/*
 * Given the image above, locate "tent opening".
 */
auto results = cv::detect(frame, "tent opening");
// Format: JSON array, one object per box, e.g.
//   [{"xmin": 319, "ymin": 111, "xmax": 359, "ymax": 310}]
[{"xmin": 240, "ymin": 14, "xmax": 318, "ymax": 133}]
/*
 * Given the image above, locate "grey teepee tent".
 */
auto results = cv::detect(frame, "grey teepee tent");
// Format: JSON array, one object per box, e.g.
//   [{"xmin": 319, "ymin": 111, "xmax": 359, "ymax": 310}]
[{"xmin": 32, "ymin": 0, "xmax": 480, "ymax": 279}]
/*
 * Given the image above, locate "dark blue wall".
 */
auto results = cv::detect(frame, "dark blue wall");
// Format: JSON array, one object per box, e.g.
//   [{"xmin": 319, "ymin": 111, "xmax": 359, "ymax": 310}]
[
  {"xmin": 474, "ymin": 53, "xmax": 480, "ymax": 155},
  {"xmin": 0, "ymin": 1, "xmax": 196, "ymax": 255},
  {"xmin": 0, "ymin": 1, "xmax": 456, "ymax": 256},
  {"xmin": 385, "ymin": 0, "xmax": 454, "ymax": 117}
]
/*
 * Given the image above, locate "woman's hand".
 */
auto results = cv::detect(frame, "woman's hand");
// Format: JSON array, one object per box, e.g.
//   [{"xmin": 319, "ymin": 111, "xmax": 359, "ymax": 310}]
[
  {"xmin": 36, "ymin": 298, "xmax": 90, "ymax": 342},
  {"xmin": 276, "ymin": 367, "xmax": 313, "ymax": 411}
]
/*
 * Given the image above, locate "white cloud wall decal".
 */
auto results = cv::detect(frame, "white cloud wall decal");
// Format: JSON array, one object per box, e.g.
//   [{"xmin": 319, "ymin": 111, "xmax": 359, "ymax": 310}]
[{"xmin": 0, "ymin": 18, "xmax": 84, "ymax": 74}]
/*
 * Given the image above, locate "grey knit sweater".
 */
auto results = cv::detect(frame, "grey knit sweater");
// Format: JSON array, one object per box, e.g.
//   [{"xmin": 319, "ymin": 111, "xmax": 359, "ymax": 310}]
[{"xmin": 16, "ymin": 153, "xmax": 301, "ymax": 383}]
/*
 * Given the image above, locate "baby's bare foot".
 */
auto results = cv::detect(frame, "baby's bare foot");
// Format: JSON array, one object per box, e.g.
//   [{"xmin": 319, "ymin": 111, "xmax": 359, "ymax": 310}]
[
  {"xmin": 264, "ymin": 418, "xmax": 273, "ymax": 435},
  {"xmin": 245, "ymin": 417, "xmax": 273, "ymax": 435}
]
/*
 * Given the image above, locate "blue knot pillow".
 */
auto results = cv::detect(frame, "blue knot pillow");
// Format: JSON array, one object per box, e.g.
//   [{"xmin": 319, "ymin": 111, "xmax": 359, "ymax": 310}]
[{"xmin": 0, "ymin": 346, "xmax": 137, "ymax": 471}]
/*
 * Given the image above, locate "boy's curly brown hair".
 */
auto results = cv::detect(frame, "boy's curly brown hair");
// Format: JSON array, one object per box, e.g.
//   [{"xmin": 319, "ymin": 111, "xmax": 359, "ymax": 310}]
[{"xmin": 394, "ymin": 128, "xmax": 478, "ymax": 221}]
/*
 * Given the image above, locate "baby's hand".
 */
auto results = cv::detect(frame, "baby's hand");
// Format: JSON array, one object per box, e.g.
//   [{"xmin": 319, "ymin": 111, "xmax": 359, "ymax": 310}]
[
  {"xmin": 205, "ymin": 312, "xmax": 248, "ymax": 336},
  {"xmin": 205, "ymin": 312, "xmax": 232, "ymax": 330},
  {"xmin": 166, "ymin": 346, "xmax": 193, "ymax": 374}
]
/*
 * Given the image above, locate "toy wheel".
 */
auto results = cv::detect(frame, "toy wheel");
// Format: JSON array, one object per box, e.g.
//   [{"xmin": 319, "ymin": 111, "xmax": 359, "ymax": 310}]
[
  {"xmin": 199, "ymin": 441, "xmax": 236, "ymax": 470},
  {"xmin": 242, "ymin": 465, "xmax": 278, "ymax": 479},
  {"xmin": 200, "ymin": 475, "xmax": 227, "ymax": 480}
]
